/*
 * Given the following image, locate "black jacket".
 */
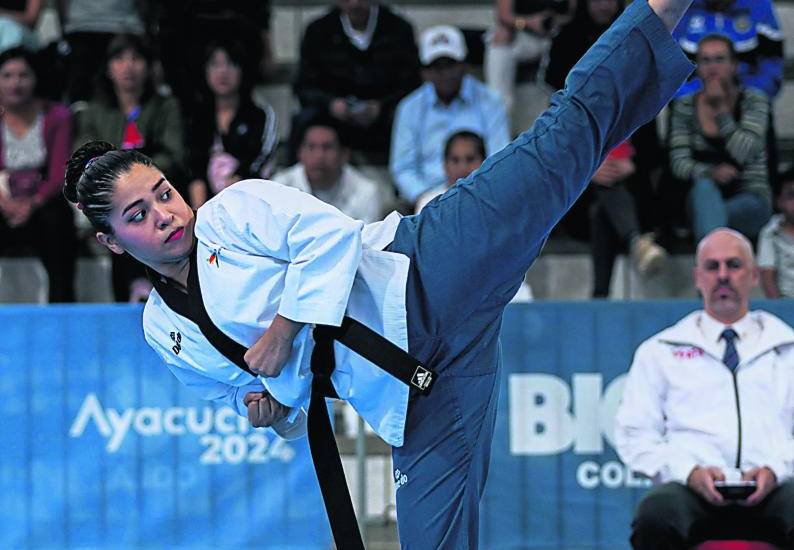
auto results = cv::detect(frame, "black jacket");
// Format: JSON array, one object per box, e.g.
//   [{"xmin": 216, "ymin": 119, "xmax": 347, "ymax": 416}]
[{"xmin": 293, "ymin": 4, "xmax": 421, "ymax": 153}]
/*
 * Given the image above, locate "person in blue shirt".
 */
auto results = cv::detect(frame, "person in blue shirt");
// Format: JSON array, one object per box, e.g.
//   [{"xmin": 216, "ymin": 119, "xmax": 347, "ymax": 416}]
[
  {"xmin": 673, "ymin": 0, "xmax": 784, "ymax": 99},
  {"xmin": 389, "ymin": 24, "xmax": 511, "ymax": 205},
  {"xmin": 63, "ymin": 1, "xmax": 695, "ymax": 547}
]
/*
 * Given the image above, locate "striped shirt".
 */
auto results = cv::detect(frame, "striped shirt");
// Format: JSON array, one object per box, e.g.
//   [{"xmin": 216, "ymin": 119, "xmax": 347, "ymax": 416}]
[{"xmin": 669, "ymin": 87, "xmax": 770, "ymax": 203}]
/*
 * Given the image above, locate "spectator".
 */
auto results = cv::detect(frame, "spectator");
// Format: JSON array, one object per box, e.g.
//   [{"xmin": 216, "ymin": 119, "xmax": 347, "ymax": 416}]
[
  {"xmin": 186, "ymin": 40, "xmax": 278, "ymax": 209},
  {"xmin": 485, "ymin": 0, "xmax": 575, "ymax": 112},
  {"xmin": 757, "ymin": 170, "xmax": 794, "ymax": 298},
  {"xmin": 590, "ymin": 121, "xmax": 666, "ymax": 297},
  {"xmin": 673, "ymin": 0, "xmax": 783, "ymax": 99},
  {"xmin": 0, "ymin": 47, "xmax": 76, "ymax": 302},
  {"xmin": 415, "ymin": 130, "xmax": 485, "ymax": 214},
  {"xmin": 56, "ymin": 0, "xmax": 145, "ymax": 103},
  {"xmin": 669, "ymin": 34, "xmax": 771, "ymax": 243},
  {"xmin": 0, "ymin": 0, "xmax": 41, "ymax": 52},
  {"xmin": 291, "ymin": 0, "xmax": 420, "ymax": 164},
  {"xmin": 273, "ymin": 118, "xmax": 384, "ymax": 223},
  {"xmin": 156, "ymin": 1, "xmax": 273, "ymax": 114},
  {"xmin": 76, "ymin": 33, "xmax": 185, "ymax": 302},
  {"xmin": 391, "ymin": 25, "xmax": 510, "ymax": 205},
  {"xmin": 544, "ymin": 0, "xmax": 622, "ymax": 91},
  {"xmin": 615, "ymin": 228, "xmax": 794, "ymax": 549}
]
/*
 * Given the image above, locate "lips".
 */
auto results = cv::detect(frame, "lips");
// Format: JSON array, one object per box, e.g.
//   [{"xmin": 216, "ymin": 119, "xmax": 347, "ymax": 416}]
[
  {"xmin": 165, "ymin": 227, "xmax": 184, "ymax": 243},
  {"xmin": 714, "ymin": 285, "xmax": 734, "ymax": 299}
]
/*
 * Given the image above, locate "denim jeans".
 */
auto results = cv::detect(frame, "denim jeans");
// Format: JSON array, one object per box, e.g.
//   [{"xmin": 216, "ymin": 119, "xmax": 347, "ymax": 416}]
[{"xmin": 688, "ymin": 177, "xmax": 771, "ymax": 242}]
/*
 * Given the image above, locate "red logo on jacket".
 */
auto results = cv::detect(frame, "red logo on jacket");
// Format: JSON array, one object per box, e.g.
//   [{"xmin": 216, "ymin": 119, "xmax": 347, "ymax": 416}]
[{"xmin": 672, "ymin": 346, "xmax": 704, "ymax": 360}]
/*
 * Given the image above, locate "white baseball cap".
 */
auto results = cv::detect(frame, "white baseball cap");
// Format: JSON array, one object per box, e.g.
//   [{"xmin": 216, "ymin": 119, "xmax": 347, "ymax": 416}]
[{"xmin": 419, "ymin": 25, "xmax": 467, "ymax": 66}]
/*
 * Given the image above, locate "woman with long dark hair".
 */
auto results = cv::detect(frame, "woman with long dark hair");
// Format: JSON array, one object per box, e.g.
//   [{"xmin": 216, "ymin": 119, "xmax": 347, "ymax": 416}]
[{"xmin": 186, "ymin": 40, "xmax": 278, "ymax": 209}]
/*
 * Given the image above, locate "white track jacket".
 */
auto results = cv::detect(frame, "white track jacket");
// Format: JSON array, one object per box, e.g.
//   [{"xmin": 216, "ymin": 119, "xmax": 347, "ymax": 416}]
[{"xmin": 615, "ymin": 310, "xmax": 794, "ymax": 484}]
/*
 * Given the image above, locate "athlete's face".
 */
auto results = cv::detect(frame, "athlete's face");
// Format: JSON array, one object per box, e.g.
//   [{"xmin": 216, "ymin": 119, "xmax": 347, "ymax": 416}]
[
  {"xmin": 444, "ymin": 137, "xmax": 484, "ymax": 186},
  {"xmin": 97, "ymin": 163, "xmax": 195, "ymax": 272},
  {"xmin": 694, "ymin": 230, "xmax": 758, "ymax": 324}
]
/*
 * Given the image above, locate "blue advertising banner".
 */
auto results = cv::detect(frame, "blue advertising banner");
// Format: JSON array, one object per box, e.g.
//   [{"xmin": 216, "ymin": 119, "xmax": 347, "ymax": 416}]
[
  {"xmin": 0, "ymin": 305, "xmax": 331, "ymax": 550},
  {"xmin": 481, "ymin": 299, "xmax": 794, "ymax": 550},
  {"xmin": 4, "ymin": 301, "xmax": 793, "ymax": 549}
]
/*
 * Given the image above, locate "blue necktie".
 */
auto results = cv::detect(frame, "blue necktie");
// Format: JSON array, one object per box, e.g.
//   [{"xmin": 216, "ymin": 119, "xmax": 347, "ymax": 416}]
[{"xmin": 721, "ymin": 328, "xmax": 739, "ymax": 371}]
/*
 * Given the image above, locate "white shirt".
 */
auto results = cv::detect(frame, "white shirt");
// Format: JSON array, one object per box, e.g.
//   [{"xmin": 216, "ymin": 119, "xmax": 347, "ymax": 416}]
[
  {"xmin": 615, "ymin": 310, "xmax": 794, "ymax": 484},
  {"xmin": 757, "ymin": 214, "xmax": 794, "ymax": 298},
  {"xmin": 143, "ymin": 180, "xmax": 411, "ymax": 446},
  {"xmin": 273, "ymin": 163, "xmax": 384, "ymax": 223}
]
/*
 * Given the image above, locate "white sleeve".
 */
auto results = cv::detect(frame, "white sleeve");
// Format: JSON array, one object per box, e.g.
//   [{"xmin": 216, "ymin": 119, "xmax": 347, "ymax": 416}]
[
  {"xmin": 614, "ymin": 340, "xmax": 699, "ymax": 484},
  {"xmin": 160, "ymin": 353, "xmax": 308, "ymax": 440},
  {"xmin": 756, "ymin": 221, "xmax": 777, "ymax": 269},
  {"xmin": 204, "ymin": 180, "xmax": 364, "ymax": 326}
]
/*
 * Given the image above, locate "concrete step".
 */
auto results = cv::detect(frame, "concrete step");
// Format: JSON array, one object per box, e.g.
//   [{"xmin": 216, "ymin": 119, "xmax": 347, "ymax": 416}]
[{"xmin": 0, "ymin": 256, "xmax": 114, "ymax": 304}]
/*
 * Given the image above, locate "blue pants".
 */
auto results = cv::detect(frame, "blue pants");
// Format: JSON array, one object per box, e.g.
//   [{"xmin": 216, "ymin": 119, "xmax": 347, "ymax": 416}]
[
  {"xmin": 387, "ymin": 173, "xmax": 544, "ymax": 549},
  {"xmin": 687, "ymin": 177, "xmax": 771, "ymax": 241},
  {"xmin": 384, "ymin": 1, "xmax": 692, "ymax": 547}
]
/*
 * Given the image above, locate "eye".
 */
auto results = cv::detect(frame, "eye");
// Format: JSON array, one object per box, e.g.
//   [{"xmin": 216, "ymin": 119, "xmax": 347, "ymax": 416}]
[
  {"xmin": 726, "ymin": 258, "xmax": 742, "ymax": 270},
  {"xmin": 160, "ymin": 188, "xmax": 171, "ymax": 201},
  {"xmin": 130, "ymin": 209, "xmax": 145, "ymax": 223}
]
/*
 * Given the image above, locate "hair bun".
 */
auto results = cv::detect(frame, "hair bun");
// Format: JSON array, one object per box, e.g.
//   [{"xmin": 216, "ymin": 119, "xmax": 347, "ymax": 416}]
[{"xmin": 63, "ymin": 140, "xmax": 116, "ymax": 203}]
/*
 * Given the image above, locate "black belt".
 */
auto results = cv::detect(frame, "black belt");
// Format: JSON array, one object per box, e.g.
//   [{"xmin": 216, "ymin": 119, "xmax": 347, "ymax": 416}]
[{"xmin": 147, "ymin": 242, "xmax": 436, "ymax": 549}]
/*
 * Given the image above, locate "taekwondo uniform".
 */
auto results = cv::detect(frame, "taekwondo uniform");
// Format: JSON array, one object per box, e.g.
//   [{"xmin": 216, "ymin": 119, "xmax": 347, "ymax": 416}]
[{"xmin": 143, "ymin": 1, "xmax": 694, "ymax": 546}]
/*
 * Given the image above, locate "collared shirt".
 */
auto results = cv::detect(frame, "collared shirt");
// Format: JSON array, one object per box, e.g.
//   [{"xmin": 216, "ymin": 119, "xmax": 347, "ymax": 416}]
[
  {"xmin": 697, "ymin": 310, "xmax": 762, "ymax": 364},
  {"xmin": 390, "ymin": 74, "xmax": 510, "ymax": 202},
  {"xmin": 143, "ymin": 179, "xmax": 410, "ymax": 446},
  {"xmin": 273, "ymin": 163, "xmax": 385, "ymax": 223},
  {"xmin": 340, "ymin": 4, "xmax": 379, "ymax": 51},
  {"xmin": 757, "ymin": 214, "xmax": 794, "ymax": 298}
]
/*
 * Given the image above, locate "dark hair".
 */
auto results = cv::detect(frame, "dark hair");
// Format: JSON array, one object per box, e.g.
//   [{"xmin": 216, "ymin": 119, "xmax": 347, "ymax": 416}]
[
  {"xmin": 0, "ymin": 46, "xmax": 39, "ymax": 95},
  {"xmin": 697, "ymin": 33, "xmax": 737, "ymax": 60},
  {"xmin": 0, "ymin": 46, "xmax": 37, "ymax": 74},
  {"xmin": 64, "ymin": 140, "xmax": 154, "ymax": 233},
  {"xmin": 777, "ymin": 168, "xmax": 794, "ymax": 191},
  {"xmin": 95, "ymin": 33, "xmax": 156, "ymax": 107},
  {"xmin": 203, "ymin": 38, "xmax": 254, "ymax": 98},
  {"xmin": 298, "ymin": 113, "xmax": 347, "ymax": 149},
  {"xmin": 444, "ymin": 130, "xmax": 486, "ymax": 160}
]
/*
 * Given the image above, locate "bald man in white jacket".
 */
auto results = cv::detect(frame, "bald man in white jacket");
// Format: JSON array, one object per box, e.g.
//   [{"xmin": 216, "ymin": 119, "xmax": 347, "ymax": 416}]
[{"xmin": 615, "ymin": 228, "xmax": 794, "ymax": 549}]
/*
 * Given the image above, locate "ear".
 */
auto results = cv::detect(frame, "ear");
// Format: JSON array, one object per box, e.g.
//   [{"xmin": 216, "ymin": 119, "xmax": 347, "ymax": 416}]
[
  {"xmin": 751, "ymin": 264, "xmax": 760, "ymax": 287},
  {"xmin": 96, "ymin": 232, "xmax": 125, "ymax": 255}
]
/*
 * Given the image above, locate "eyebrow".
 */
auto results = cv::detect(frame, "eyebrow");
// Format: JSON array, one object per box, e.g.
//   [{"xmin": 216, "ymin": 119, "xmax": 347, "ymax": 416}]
[{"xmin": 122, "ymin": 178, "xmax": 166, "ymax": 216}]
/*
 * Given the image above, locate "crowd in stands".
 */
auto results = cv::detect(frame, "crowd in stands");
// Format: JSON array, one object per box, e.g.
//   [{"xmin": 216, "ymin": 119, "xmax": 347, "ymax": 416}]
[{"xmin": 0, "ymin": 0, "xmax": 792, "ymax": 303}]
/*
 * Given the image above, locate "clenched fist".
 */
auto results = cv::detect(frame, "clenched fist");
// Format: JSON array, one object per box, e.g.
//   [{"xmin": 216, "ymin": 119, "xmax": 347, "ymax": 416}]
[{"xmin": 244, "ymin": 391, "xmax": 290, "ymax": 428}]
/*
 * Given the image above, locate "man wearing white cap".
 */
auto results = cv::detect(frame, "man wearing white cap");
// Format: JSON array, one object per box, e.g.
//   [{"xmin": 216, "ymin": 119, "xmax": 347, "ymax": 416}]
[{"xmin": 390, "ymin": 24, "xmax": 511, "ymax": 205}]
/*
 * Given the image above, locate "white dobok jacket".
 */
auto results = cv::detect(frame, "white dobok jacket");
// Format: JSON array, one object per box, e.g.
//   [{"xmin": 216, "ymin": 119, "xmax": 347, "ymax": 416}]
[{"xmin": 142, "ymin": 180, "xmax": 410, "ymax": 445}]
